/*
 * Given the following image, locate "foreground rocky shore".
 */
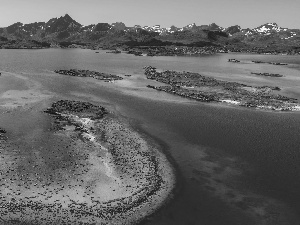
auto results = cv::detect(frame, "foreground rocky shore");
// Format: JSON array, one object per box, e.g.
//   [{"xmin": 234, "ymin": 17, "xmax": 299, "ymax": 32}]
[
  {"xmin": 144, "ymin": 66, "xmax": 300, "ymax": 111},
  {"xmin": 0, "ymin": 100, "xmax": 175, "ymax": 224}
]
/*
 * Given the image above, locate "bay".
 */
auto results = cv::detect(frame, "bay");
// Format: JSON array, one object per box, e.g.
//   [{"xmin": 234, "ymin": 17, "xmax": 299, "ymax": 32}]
[{"xmin": 0, "ymin": 49, "xmax": 300, "ymax": 224}]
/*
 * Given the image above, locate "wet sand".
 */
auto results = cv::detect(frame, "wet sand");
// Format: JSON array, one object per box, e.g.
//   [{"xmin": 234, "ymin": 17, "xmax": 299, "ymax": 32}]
[{"xmin": 0, "ymin": 72, "xmax": 175, "ymax": 224}]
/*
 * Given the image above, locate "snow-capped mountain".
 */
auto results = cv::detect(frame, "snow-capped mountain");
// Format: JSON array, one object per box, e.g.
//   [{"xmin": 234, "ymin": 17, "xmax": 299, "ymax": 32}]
[
  {"xmin": 253, "ymin": 23, "xmax": 287, "ymax": 34},
  {"xmin": 0, "ymin": 14, "xmax": 299, "ymax": 53}
]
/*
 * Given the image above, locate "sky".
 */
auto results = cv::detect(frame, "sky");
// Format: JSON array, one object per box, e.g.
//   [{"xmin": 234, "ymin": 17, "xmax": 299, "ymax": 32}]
[{"xmin": 0, "ymin": 0, "xmax": 299, "ymax": 29}]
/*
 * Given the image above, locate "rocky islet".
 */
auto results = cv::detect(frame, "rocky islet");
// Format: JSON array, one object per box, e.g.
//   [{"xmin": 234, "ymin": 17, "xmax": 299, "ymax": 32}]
[
  {"xmin": 144, "ymin": 66, "xmax": 300, "ymax": 111},
  {"xmin": 54, "ymin": 69, "xmax": 123, "ymax": 82}
]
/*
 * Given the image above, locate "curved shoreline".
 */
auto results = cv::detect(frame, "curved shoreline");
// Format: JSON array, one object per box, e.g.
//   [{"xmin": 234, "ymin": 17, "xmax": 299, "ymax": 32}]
[{"xmin": 0, "ymin": 100, "xmax": 175, "ymax": 224}]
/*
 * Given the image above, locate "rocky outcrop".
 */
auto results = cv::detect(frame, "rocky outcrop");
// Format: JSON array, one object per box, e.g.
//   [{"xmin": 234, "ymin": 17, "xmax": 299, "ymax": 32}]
[
  {"xmin": 54, "ymin": 69, "xmax": 123, "ymax": 81},
  {"xmin": 37, "ymin": 100, "xmax": 174, "ymax": 224},
  {"xmin": 251, "ymin": 72, "xmax": 283, "ymax": 77},
  {"xmin": 144, "ymin": 66, "xmax": 300, "ymax": 111},
  {"xmin": 228, "ymin": 59, "xmax": 240, "ymax": 62},
  {"xmin": 252, "ymin": 60, "xmax": 288, "ymax": 65},
  {"xmin": 0, "ymin": 128, "xmax": 7, "ymax": 140}
]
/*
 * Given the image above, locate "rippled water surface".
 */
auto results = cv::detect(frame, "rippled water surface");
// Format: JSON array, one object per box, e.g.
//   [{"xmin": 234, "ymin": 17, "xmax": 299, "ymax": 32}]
[{"xmin": 0, "ymin": 49, "xmax": 300, "ymax": 225}]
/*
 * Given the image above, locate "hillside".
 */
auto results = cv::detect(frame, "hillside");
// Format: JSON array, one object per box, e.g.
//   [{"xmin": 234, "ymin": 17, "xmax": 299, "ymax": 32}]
[{"xmin": 0, "ymin": 15, "xmax": 300, "ymax": 54}]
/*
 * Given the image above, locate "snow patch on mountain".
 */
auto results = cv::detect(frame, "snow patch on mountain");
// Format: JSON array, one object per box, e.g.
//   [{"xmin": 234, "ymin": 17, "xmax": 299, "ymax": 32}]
[{"xmin": 254, "ymin": 23, "xmax": 287, "ymax": 34}]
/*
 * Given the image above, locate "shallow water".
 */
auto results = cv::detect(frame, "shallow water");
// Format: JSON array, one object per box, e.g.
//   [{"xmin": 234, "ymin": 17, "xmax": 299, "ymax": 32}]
[{"xmin": 0, "ymin": 49, "xmax": 300, "ymax": 224}]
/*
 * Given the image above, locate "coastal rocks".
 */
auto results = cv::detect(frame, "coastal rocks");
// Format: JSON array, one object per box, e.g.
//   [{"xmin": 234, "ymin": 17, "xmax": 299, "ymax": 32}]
[
  {"xmin": 228, "ymin": 59, "xmax": 240, "ymax": 63},
  {"xmin": 124, "ymin": 46, "xmax": 221, "ymax": 57},
  {"xmin": 44, "ymin": 100, "xmax": 107, "ymax": 119},
  {"xmin": 0, "ymin": 127, "xmax": 6, "ymax": 140},
  {"xmin": 252, "ymin": 60, "xmax": 288, "ymax": 65},
  {"xmin": 127, "ymin": 50, "xmax": 143, "ymax": 56},
  {"xmin": 54, "ymin": 69, "xmax": 123, "ymax": 81},
  {"xmin": 39, "ymin": 100, "xmax": 175, "ymax": 224},
  {"xmin": 144, "ymin": 66, "xmax": 300, "ymax": 111},
  {"xmin": 106, "ymin": 50, "xmax": 121, "ymax": 54},
  {"xmin": 251, "ymin": 72, "xmax": 283, "ymax": 77}
]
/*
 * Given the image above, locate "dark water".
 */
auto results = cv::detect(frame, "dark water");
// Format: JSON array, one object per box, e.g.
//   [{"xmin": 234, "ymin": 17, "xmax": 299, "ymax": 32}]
[{"xmin": 0, "ymin": 49, "xmax": 300, "ymax": 224}]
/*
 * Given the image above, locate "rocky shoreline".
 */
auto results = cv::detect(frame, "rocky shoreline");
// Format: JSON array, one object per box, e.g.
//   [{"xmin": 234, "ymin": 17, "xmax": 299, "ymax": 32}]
[
  {"xmin": 228, "ymin": 58, "xmax": 240, "ymax": 63},
  {"xmin": 250, "ymin": 72, "xmax": 283, "ymax": 77},
  {"xmin": 54, "ymin": 69, "xmax": 123, "ymax": 82},
  {"xmin": 144, "ymin": 66, "xmax": 300, "ymax": 111},
  {"xmin": 252, "ymin": 60, "xmax": 288, "ymax": 65},
  {"xmin": 123, "ymin": 46, "xmax": 221, "ymax": 57},
  {"xmin": 0, "ymin": 100, "xmax": 174, "ymax": 224}
]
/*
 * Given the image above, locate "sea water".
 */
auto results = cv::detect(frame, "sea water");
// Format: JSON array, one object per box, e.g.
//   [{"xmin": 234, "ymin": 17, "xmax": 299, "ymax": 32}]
[{"xmin": 0, "ymin": 49, "xmax": 300, "ymax": 224}]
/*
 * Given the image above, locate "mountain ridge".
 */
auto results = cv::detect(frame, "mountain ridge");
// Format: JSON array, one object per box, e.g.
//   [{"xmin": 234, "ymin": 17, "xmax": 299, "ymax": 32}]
[{"xmin": 1, "ymin": 14, "xmax": 300, "ymax": 54}]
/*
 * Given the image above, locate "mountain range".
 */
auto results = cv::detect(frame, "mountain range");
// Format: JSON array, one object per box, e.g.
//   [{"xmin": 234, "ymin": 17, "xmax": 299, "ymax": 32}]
[{"xmin": 1, "ymin": 14, "xmax": 300, "ymax": 53}]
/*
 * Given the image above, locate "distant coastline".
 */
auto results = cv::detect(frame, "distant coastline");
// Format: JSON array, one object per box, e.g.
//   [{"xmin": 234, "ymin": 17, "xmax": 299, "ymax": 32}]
[{"xmin": 1, "ymin": 15, "xmax": 300, "ymax": 55}]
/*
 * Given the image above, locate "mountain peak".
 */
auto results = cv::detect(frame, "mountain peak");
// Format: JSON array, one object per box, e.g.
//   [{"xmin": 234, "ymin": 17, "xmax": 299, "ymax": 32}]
[
  {"xmin": 254, "ymin": 22, "xmax": 286, "ymax": 33},
  {"xmin": 208, "ymin": 23, "xmax": 223, "ymax": 31},
  {"xmin": 225, "ymin": 25, "xmax": 241, "ymax": 35},
  {"xmin": 61, "ymin": 14, "xmax": 74, "ymax": 22}
]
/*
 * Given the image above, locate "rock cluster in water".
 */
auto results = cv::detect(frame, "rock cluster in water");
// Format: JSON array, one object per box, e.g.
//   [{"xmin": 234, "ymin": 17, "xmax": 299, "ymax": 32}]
[
  {"xmin": 0, "ymin": 128, "xmax": 6, "ymax": 140},
  {"xmin": 124, "ymin": 46, "xmax": 221, "ymax": 57},
  {"xmin": 54, "ymin": 69, "xmax": 123, "ymax": 81},
  {"xmin": 44, "ymin": 100, "xmax": 107, "ymax": 120},
  {"xmin": 252, "ymin": 60, "xmax": 288, "ymax": 65},
  {"xmin": 228, "ymin": 59, "xmax": 240, "ymax": 63},
  {"xmin": 251, "ymin": 72, "xmax": 283, "ymax": 77},
  {"xmin": 144, "ymin": 66, "xmax": 300, "ymax": 111}
]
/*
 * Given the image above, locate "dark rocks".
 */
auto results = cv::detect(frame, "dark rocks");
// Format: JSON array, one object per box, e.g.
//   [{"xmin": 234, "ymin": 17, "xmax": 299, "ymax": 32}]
[
  {"xmin": 251, "ymin": 72, "xmax": 283, "ymax": 77},
  {"xmin": 124, "ymin": 46, "xmax": 222, "ymax": 57},
  {"xmin": 228, "ymin": 59, "xmax": 240, "ymax": 63},
  {"xmin": 252, "ymin": 60, "xmax": 288, "ymax": 65},
  {"xmin": 54, "ymin": 69, "xmax": 123, "ymax": 81},
  {"xmin": 44, "ymin": 100, "xmax": 107, "ymax": 120},
  {"xmin": 144, "ymin": 66, "xmax": 300, "ymax": 111},
  {"xmin": 126, "ymin": 50, "xmax": 143, "ymax": 56},
  {"xmin": 106, "ymin": 50, "xmax": 121, "ymax": 54},
  {"xmin": 0, "ymin": 128, "xmax": 7, "ymax": 140}
]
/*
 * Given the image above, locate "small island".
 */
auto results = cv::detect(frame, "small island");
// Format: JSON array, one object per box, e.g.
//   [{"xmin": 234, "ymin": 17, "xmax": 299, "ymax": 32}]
[
  {"xmin": 228, "ymin": 59, "xmax": 240, "ymax": 63},
  {"xmin": 251, "ymin": 72, "xmax": 283, "ymax": 77},
  {"xmin": 252, "ymin": 60, "xmax": 288, "ymax": 65},
  {"xmin": 54, "ymin": 69, "xmax": 123, "ymax": 81},
  {"xmin": 144, "ymin": 66, "xmax": 300, "ymax": 111}
]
